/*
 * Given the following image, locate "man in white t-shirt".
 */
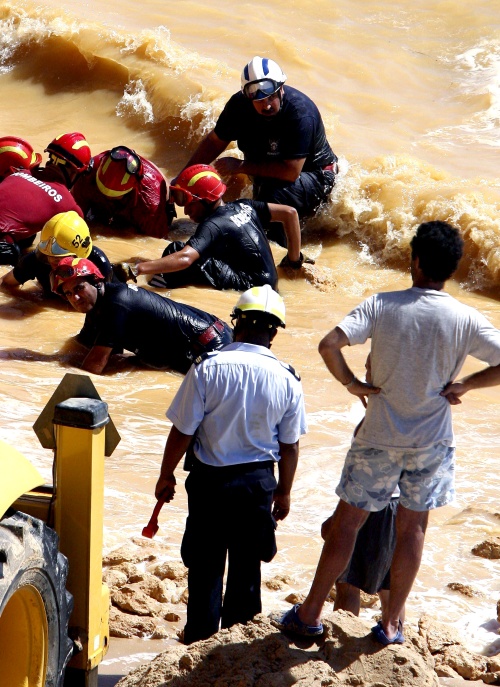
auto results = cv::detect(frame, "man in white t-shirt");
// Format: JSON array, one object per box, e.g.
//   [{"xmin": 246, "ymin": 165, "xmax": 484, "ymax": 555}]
[{"xmin": 274, "ymin": 220, "xmax": 500, "ymax": 643}]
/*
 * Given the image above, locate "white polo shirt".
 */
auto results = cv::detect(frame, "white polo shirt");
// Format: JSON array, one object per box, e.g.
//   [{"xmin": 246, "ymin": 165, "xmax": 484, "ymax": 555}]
[{"xmin": 166, "ymin": 342, "xmax": 307, "ymax": 467}]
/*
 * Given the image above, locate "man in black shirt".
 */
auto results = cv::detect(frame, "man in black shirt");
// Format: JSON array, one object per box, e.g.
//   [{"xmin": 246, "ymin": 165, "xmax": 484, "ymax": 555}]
[
  {"xmin": 124, "ymin": 165, "xmax": 306, "ymax": 290},
  {"xmin": 51, "ymin": 257, "xmax": 232, "ymax": 374},
  {"xmin": 177, "ymin": 57, "xmax": 338, "ymax": 246}
]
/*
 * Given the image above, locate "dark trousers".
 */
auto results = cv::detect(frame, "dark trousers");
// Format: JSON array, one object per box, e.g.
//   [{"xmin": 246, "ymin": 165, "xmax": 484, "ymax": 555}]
[
  {"xmin": 181, "ymin": 460, "xmax": 277, "ymax": 645},
  {"xmin": 254, "ymin": 169, "xmax": 336, "ymax": 246}
]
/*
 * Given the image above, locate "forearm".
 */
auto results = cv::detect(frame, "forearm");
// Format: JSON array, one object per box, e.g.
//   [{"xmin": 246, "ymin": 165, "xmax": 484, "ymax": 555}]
[
  {"xmin": 159, "ymin": 425, "xmax": 194, "ymax": 478},
  {"xmin": 277, "ymin": 441, "xmax": 299, "ymax": 495},
  {"xmin": 183, "ymin": 131, "xmax": 228, "ymax": 168},
  {"xmin": 268, "ymin": 204, "xmax": 301, "ymax": 261},
  {"xmin": 136, "ymin": 251, "xmax": 197, "ymax": 276},
  {"xmin": 318, "ymin": 327, "xmax": 354, "ymax": 385}
]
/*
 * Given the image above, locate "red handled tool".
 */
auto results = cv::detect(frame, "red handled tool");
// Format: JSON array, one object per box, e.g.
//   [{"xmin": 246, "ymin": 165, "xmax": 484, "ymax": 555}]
[{"xmin": 142, "ymin": 497, "xmax": 166, "ymax": 538}]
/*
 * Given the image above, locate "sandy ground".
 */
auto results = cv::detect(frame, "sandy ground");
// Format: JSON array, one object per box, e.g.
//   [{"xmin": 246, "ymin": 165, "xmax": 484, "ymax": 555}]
[{"xmin": 96, "ymin": 637, "xmax": 485, "ymax": 687}]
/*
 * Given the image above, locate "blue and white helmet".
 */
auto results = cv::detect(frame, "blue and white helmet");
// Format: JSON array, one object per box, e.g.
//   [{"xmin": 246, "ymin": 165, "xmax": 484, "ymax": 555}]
[{"xmin": 241, "ymin": 57, "xmax": 287, "ymax": 101}]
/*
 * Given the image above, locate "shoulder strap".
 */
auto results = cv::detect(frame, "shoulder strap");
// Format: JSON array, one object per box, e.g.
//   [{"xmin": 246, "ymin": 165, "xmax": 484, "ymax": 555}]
[
  {"xmin": 279, "ymin": 361, "xmax": 301, "ymax": 381},
  {"xmin": 194, "ymin": 350, "xmax": 219, "ymax": 365}
]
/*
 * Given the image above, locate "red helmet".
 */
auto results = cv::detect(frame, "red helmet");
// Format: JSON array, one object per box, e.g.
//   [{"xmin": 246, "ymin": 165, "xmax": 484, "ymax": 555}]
[
  {"xmin": 50, "ymin": 256, "xmax": 104, "ymax": 294},
  {"xmin": 45, "ymin": 132, "xmax": 92, "ymax": 172},
  {"xmin": 0, "ymin": 136, "xmax": 42, "ymax": 179},
  {"xmin": 170, "ymin": 164, "xmax": 226, "ymax": 205},
  {"xmin": 95, "ymin": 147, "xmax": 143, "ymax": 198}
]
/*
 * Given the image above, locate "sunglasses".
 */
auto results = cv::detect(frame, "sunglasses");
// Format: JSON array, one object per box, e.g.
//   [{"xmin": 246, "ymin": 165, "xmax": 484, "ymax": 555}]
[
  {"xmin": 243, "ymin": 78, "xmax": 281, "ymax": 101},
  {"xmin": 169, "ymin": 186, "xmax": 203, "ymax": 207},
  {"xmin": 110, "ymin": 146, "xmax": 142, "ymax": 175}
]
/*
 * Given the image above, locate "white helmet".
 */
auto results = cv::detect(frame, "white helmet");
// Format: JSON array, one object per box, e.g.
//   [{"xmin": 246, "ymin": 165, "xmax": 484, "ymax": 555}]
[
  {"xmin": 231, "ymin": 284, "xmax": 286, "ymax": 328},
  {"xmin": 241, "ymin": 56, "xmax": 287, "ymax": 101}
]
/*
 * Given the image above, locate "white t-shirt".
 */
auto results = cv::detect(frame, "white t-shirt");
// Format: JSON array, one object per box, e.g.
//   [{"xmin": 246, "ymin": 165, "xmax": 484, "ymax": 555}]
[
  {"xmin": 338, "ymin": 287, "xmax": 500, "ymax": 450},
  {"xmin": 167, "ymin": 342, "xmax": 307, "ymax": 467}
]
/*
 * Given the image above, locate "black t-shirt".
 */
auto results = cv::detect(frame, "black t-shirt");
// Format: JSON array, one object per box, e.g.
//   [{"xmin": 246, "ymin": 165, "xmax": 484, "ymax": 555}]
[
  {"xmin": 214, "ymin": 86, "xmax": 335, "ymax": 172},
  {"xmin": 187, "ymin": 200, "xmax": 278, "ymax": 290},
  {"xmin": 13, "ymin": 246, "xmax": 114, "ymax": 293},
  {"xmin": 78, "ymin": 283, "xmax": 225, "ymax": 372}
]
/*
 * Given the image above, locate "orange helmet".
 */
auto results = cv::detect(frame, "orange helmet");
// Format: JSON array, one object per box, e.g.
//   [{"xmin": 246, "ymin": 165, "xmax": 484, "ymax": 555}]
[
  {"xmin": 170, "ymin": 164, "xmax": 226, "ymax": 205},
  {"xmin": 95, "ymin": 146, "xmax": 143, "ymax": 199},
  {"xmin": 50, "ymin": 256, "xmax": 104, "ymax": 294},
  {"xmin": 0, "ymin": 136, "xmax": 42, "ymax": 179},
  {"xmin": 45, "ymin": 132, "xmax": 92, "ymax": 171}
]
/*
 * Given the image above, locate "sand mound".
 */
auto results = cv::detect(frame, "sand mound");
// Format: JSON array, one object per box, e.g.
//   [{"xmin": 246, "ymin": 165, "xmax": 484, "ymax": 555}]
[{"xmin": 116, "ymin": 611, "xmax": 438, "ymax": 687}]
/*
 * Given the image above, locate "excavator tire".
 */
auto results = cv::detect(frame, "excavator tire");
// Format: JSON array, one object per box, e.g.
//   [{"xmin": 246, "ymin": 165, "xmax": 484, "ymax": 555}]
[{"xmin": 0, "ymin": 509, "xmax": 73, "ymax": 687}]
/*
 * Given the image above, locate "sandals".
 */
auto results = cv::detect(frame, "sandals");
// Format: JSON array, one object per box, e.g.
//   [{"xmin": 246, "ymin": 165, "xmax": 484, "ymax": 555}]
[
  {"xmin": 371, "ymin": 619, "xmax": 405, "ymax": 645},
  {"xmin": 270, "ymin": 603, "xmax": 324, "ymax": 637}
]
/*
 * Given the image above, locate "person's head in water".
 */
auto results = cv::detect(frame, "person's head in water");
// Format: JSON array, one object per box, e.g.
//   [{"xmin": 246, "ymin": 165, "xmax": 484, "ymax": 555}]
[
  {"xmin": 0, "ymin": 136, "xmax": 42, "ymax": 181},
  {"xmin": 43, "ymin": 132, "xmax": 91, "ymax": 187},
  {"xmin": 50, "ymin": 257, "xmax": 104, "ymax": 312},
  {"xmin": 410, "ymin": 221, "xmax": 464, "ymax": 283},
  {"xmin": 169, "ymin": 164, "xmax": 226, "ymax": 223},
  {"xmin": 230, "ymin": 284, "xmax": 286, "ymax": 347},
  {"xmin": 37, "ymin": 211, "xmax": 92, "ymax": 270},
  {"xmin": 241, "ymin": 56, "xmax": 287, "ymax": 117},
  {"xmin": 95, "ymin": 146, "xmax": 144, "ymax": 203}
]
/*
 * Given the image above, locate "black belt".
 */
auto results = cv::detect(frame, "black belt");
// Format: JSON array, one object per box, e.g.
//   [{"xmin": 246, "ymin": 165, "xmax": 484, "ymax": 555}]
[
  {"xmin": 191, "ymin": 459, "xmax": 275, "ymax": 475},
  {"xmin": 198, "ymin": 319, "xmax": 225, "ymax": 346}
]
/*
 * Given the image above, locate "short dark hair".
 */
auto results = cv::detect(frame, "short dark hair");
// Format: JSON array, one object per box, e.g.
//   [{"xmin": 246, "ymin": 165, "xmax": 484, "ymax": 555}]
[{"xmin": 410, "ymin": 221, "xmax": 464, "ymax": 282}]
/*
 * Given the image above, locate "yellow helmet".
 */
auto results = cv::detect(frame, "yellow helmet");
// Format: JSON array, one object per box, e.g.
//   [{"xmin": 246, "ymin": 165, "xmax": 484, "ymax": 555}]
[
  {"xmin": 38, "ymin": 211, "xmax": 92, "ymax": 259},
  {"xmin": 231, "ymin": 284, "xmax": 286, "ymax": 328}
]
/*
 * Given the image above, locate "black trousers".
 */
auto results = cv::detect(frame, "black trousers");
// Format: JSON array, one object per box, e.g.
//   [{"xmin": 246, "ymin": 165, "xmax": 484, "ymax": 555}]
[
  {"xmin": 253, "ymin": 169, "xmax": 336, "ymax": 246},
  {"xmin": 181, "ymin": 460, "xmax": 277, "ymax": 645}
]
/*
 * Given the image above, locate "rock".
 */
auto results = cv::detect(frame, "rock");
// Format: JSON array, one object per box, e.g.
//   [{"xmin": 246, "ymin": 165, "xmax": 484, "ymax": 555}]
[
  {"xmin": 103, "ymin": 543, "xmax": 156, "ymax": 566},
  {"xmin": 131, "ymin": 536, "xmax": 168, "ymax": 551},
  {"xmin": 359, "ymin": 590, "xmax": 379, "ymax": 608},
  {"xmin": 265, "ymin": 574, "xmax": 295, "ymax": 591},
  {"xmin": 471, "ymin": 538, "xmax": 500, "ymax": 559},
  {"xmin": 125, "ymin": 573, "xmax": 177, "ymax": 604},
  {"xmin": 497, "ymin": 599, "xmax": 500, "ymax": 623},
  {"xmin": 109, "ymin": 606, "xmax": 172, "ymax": 639},
  {"xmin": 108, "ymin": 562, "xmax": 139, "ymax": 579},
  {"xmin": 437, "ymin": 645, "xmax": 488, "ymax": 681},
  {"xmin": 326, "ymin": 585, "xmax": 378, "ymax": 609},
  {"xmin": 103, "ymin": 569, "xmax": 128, "ymax": 589},
  {"xmin": 111, "ymin": 585, "xmax": 165, "ymax": 617},
  {"xmin": 419, "ymin": 615, "xmax": 490, "ymax": 682},
  {"xmin": 150, "ymin": 561, "xmax": 187, "ymax": 581},
  {"xmin": 285, "ymin": 593, "xmax": 305, "ymax": 605},
  {"xmin": 115, "ymin": 611, "xmax": 439, "ymax": 687},
  {"xmin": 447, "ymin": 582, "xmax": 484, "ymax": 598},
  {"xmin": 164, "ymin": 611, "xmax": 181, "ymax": 622}
]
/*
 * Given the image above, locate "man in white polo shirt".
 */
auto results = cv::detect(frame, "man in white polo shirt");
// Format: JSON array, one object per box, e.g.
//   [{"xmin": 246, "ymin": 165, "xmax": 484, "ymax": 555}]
[{"xmin": 154, "ymin": 284, "xmax": 307, "ymax": 644}]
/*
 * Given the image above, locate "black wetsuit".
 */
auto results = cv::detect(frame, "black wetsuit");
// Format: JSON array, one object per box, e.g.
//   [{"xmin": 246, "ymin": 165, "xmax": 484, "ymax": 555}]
[
  {"xmin": 214, "ymin": 86, "xmax": 338, "ymax": 244},
  {"xmin": 13, "ymin": 246, "xmax": 115, "ymax": 294},
  {"xmin": 157, "ymin": 199, "xmax": 278, "ymax": 291},
  {"xmin": 78, "ymin": 282, "xmax": 233, "ymax": 373}
]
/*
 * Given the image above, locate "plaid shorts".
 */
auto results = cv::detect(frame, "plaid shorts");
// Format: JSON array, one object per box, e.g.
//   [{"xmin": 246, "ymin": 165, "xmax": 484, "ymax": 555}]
[{"xmin": 335, "ymin": 440, "xmax": 455, "ymax": 512}]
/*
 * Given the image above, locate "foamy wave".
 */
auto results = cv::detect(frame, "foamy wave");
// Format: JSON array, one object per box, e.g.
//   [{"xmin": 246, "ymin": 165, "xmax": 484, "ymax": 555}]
[
  {"xmin": 0, "ymin": 2, "xmax": 230, "ymax": 132},
  {"xmin": 116, "ymin": 79, "xmax": 155, "ymax": 123},
  {"xmin": 305, "ymin": 154, "xmax": 500, "ymax": 292}
]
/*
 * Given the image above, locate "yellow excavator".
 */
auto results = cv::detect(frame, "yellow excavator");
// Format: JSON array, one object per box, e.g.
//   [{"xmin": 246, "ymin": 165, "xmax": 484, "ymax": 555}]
[{"xmin": 0, "ymin": 373, "xmax": 120, "ymax": 687}]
